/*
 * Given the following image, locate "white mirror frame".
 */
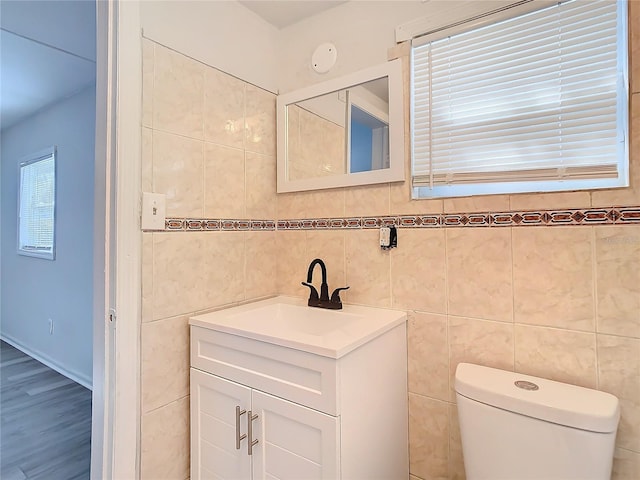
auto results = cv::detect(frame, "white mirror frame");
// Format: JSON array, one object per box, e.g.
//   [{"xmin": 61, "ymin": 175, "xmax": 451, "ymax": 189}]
[{"xmin": 277, "ymin": 59, "xmax": 405, "ymax": 193}]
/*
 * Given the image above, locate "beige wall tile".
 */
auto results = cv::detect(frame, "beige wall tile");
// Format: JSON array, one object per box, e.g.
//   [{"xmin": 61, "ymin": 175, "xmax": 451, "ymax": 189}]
[
  {"xmin": 203, "ymin": 67, "xmax": 245, "ymax": 149},
  {"xmin": 277, "ymin": 188, "xmax": 345, "ymax": 219},
  {"xmin": 612, "ymin": 448, "xmax": 640, "ymax": 480},
  {"xmin": 446, "ymin": 228, "xmax": 513, "ymax": 323},
  {"xmin": 449, "ymin": 405, "xmax": 466, "ymax": 480},
  {"xmin": 592, "ymin": 94, "xmax": 640, "ymax": 206},
  {"xmin": 345, "ymin": 229, "xmax": 391, "ymax": 307},
  {"xmin": 245, "ymin": 152, "xmax": 276, "ymax": 219},
  {"xmin": 513, "ymin": 227, "xmax": 595, "ymax": 331},
  {"xmin": 152, "ymin": 232, "xmax": 208, "ymax": 320},
  {"xmin": 202, "ymin": 231, "xmax": 245, "ymax": 307},
  {"xmin": 141, "ymin": 316, "xmax": 190, "ymax": 414},
  {"xmin": 344, "ymin": 184, "xmax": 390, "ymax": 217},
  {"xmin": 509, "ymin": 191, "xmax": 591, "ymax": 211},
  {"xmin": 142, "ymin": 38, "xmax": 154, "ymax": 128},
  {"xmin": 245, "ymin": 84, "xmax": 276, "ymax": 156},
  {"xmin": 305, "ymin": 230, "xmax": 346, "ymax": 293},
  {"xmin": 631, "ymin": 0, "xmax": 639, "ymax": 95},
  {"xmin": 140, "ymin": 396, "xmax": 190, "ymax": 480},
  {"xmin": 408, "ymin": 312, "xmax": 448, "ymax": 401},
  {"xmin": 245, "ymin": 231, "xmax": 277, "ymax": 300},
  {"xmin": 276, "ymin": 230, "xmax": 308, "ymax": 297},
  {"xmin": 153, "ymin": 45, "xmax": 204, "ymax": 140},
  {"xmin": 203, "ymin": 142, "xmax": 245, "ymax": 219},
  {"xmin": 514, "ymin": 324, "xmax": 597, "ymax": 389},
  {"xmin": 409, "ymin": 394, "xmax": 450, "ymax": 480},
  {"xmin": 444, "ymin": 194, "xmax": 509, "ymax": 214},
  {"xmin": 598, "ymin": 334, "xmax": 640, "ymax": 452},
  {"xmin": 142, "ymin": 233, "xmax": 153, "ymax": 323},
  {"xmin": 141, "ymin": 127, "xmax": 153, "ymax": 193},
  {"xmin": 153, "ymin": 131, "xmax": 204, "ymax": 218},
  {"xmin": 595, "ymin": 226, "xmax": 640, "ymax": 338},
  {"xmin": 391, "ymin": 229, "xmax": 446, "ymax": 313},
  {"xmin": 449, "ymin": 316, "xmax": 514, "ymax": 401}
]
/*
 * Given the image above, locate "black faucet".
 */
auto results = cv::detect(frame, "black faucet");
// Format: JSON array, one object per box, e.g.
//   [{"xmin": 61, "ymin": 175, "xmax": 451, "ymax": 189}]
[{"xmin": 302, "ymin": 258, "xmax": 349, "ymax": 310}]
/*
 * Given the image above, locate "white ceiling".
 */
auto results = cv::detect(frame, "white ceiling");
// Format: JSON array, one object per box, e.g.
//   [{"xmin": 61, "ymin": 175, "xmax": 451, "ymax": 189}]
[
  {"xmin": 0, "ymin": 0, "xmax": 96, "ymax": 131},
  {"xmin": 238, "ymin": 1, "xmax": 347, "ymax": 29}
]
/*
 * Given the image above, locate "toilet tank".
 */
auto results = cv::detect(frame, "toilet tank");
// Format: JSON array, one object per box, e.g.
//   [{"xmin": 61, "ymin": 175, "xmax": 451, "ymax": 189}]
[{"xmin": 455, "ymin": 363, "xmax": 620, "ymax": 480}]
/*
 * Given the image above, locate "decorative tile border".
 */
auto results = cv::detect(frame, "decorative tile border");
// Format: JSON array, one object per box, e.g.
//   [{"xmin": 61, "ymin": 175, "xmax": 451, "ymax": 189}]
[{"xmin": 152, "ymin": 206, "xmax": 640, "ymax": 232}]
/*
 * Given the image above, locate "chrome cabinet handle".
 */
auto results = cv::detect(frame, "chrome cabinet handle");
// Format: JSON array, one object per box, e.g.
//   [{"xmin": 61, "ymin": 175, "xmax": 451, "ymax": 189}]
[
  {"xmin": 235, "ymin": 406, "xmax": 247, "ymax": 450},
  {"xmin": 247, "ymin": 410, "xmax": 259, "ymax": 455}
]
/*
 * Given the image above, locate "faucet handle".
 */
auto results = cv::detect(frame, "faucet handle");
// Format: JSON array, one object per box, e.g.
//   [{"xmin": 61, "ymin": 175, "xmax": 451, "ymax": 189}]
[
  {"xmin": 330, "ymin": 286, "xmax": 350, "ymax": 304},
  {"xmin": 302, "ymin": 282, "xmax": 320, "ymax": 303}
]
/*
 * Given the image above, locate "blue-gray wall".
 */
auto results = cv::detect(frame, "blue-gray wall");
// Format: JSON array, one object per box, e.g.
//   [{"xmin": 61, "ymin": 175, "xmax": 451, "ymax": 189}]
[{"xmin": 1, "ymin": 85, "xmax": 95, "ymax": 387}]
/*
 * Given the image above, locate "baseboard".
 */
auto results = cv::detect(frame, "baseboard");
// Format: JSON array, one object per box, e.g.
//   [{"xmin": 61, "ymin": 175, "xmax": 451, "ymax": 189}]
[{"xmin": 0, "ymin": 333, "xmax": 93, "ymax": 390}]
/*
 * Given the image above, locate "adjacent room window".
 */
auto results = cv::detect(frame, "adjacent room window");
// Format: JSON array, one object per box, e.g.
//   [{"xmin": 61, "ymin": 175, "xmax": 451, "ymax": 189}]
[
  {"xmin": 18, "ymin": 147, "xmax": 56, "ymax": 260},
  {"xmin": 411, "ymin": 0, "xmax": 628, "ymax": 199}
]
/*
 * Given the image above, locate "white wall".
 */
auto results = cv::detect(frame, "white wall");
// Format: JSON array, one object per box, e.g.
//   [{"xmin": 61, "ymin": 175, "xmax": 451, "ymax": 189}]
[
  {"xmin": 277, "ymin": 0, "xmax": 517, "ymax": 93},
  {"xmin": 140, "ymin": 0, "xmax": 280, "ymax": 92},
  {"xmin": 1, "ymin": 85, "xmax": 96, "ymax": 387}
]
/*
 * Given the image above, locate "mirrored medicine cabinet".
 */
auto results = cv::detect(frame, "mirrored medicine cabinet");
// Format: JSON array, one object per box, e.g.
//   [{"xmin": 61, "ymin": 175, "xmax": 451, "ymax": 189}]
[{"xmin": 276, "ymin": 59, "xmax": 405, "ymax": 193}]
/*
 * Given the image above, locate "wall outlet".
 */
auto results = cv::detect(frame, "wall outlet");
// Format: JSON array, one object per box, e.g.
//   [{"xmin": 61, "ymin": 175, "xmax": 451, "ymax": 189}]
[{"xmin": 48, "ymin": 318, "xmax": 54, "ymax": 335}]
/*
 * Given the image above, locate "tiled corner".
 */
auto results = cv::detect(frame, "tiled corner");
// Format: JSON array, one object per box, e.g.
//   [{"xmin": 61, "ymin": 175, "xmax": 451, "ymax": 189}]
[
  {"xmin": 203, "ymin": 142, "xmax": 245, "ymax": 218},
  {"xmin": 152, "ymin": 130, "xmax": 204, "ymax": 218},
  {"xmin": 141, "ymin": 127, "xmax": 153, "ymax": 193},
  {"xmin": 408, "ymin": 312, "xmax": 449, "ymax": 401},
  {"xmin": 141, "ymin": 233, "xmax": 153, "ymax": 323},
  {"xmin": 448, "ymin": 316, "xmax": 514, "ymax": 401},
  {"xmin": 203, "ymin": 67, "xmax": 246, "ymax": 149},
  {"xmin": 514, "ymin": 324, "xmax": 597, "ymax": 389},
  {"xmin": 595, "ymin": 226, "xmax": 640, "ymax": 338},
  {"xmin": 244, "ymin": 84, "xmax": 276, "ymax": 156},
  {"xmin": 446, "ymin": 228, "xmax": 513, "ymax": 323},
  {"xmin": 391, "ymin": 228, "xmax": 446, "ymax": 313},
  {"xmin": 245, "ymin": 152, "xmax": 277, "ymax": 220},
  {"xmin": 449, "ymin": 404, "xmax": 466, "ymax": 480},
  {"xmin": 153, "ymin": 45, "xmax": 204, "ymax": 140},
  {"xmin": 345, "ymin": 229, "xmax": 391, "ymax": 307},
  {"xmin": 140, "ymin": 396, "xmax": 190, "ymax": 480},
  {"xmin": 141, "ymin": 316, "xmax": 190, "ymax": 413},
  {"xmin": 245, "ymin": 231, "xmax": 277, "ymax": 300},
  {"xmin": 409, "ymin": 394, "xmax": 450, "ymax": 480},
  {"xmin": 597, "ymin": 334, "xmax": 640, "ymax": 452},
  {"xmin": 513, "ymin": 227, "xmax": 595, "ymax": 331}
]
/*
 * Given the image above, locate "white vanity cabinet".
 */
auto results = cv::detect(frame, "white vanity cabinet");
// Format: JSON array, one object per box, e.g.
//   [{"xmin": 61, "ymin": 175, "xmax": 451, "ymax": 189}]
[{"xmin": 189, "ymin": 296, "xmax": 408, "ymax": 480}]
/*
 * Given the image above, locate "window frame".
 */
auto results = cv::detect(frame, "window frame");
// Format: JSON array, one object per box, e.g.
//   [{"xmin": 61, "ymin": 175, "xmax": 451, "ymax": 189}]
[
  {"xmin": 17, "ymin": 146, "xmax": 57, "ymax": 260},
  {"xmin": 409, "ymin": 0, "xmax": 629, "ymax": 200}
]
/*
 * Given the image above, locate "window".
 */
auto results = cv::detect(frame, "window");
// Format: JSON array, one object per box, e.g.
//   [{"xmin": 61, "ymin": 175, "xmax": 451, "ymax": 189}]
[
  {"xmin": 18, "ymin": 147, "xmax": 56, "ymax": 260},
  {"xmin": 411, "ymin": 0, "xmax": 628, "ymax": 199}
]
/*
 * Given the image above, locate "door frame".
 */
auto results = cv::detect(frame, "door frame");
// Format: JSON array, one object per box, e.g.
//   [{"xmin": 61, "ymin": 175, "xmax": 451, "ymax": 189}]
[{"xmin": 92, "ymin": 0, "xmax": 142, "ymax": 478}]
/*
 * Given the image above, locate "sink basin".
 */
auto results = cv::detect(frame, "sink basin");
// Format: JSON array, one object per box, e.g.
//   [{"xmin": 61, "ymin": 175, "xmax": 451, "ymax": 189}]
[{"xmin": 189, "ymin": 296, "xmax": 406, "ymax": 358}]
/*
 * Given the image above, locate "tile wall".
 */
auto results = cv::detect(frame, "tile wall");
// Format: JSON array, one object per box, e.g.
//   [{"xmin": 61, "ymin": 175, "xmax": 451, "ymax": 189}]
[
  {"xmin": 139, "ymin": 38, "xmax": 278, "ymax": 479},
  {"xmin": 139, "ymin": 4, "xmax": 639, "ymax": 477}
]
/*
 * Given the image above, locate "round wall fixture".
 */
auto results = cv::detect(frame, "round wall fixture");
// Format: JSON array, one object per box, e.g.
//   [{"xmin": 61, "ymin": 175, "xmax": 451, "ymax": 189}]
[{"xmin": 311, "ymin": 43, "xmax": 337, "ymax": 74}]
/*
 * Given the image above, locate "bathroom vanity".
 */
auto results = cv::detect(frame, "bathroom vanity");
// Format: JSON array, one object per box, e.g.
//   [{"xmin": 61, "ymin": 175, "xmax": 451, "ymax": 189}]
[{"xmin": 189, "ymin": 296, "xmax": 408, "ymax": 480}]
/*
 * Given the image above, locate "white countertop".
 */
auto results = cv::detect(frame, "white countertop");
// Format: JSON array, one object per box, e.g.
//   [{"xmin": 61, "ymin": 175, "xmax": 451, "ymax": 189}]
[{"xmin": 189, "ymin": 296, "xmax": 407, "ymax": 358}]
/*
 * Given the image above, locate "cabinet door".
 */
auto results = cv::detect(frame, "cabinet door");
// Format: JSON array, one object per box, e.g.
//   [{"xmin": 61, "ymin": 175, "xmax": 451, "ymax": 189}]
[
  {"xmin": 251, "ymin": 390, "xmax": 340, "ymax": 480},
  {"xmin": 191, "ymin": 369, "xmax": 251, "ymax": 480}
]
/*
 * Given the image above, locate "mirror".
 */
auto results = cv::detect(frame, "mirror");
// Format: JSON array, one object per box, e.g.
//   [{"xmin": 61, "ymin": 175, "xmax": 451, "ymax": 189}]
[{"xmin": 277, "ymin": 59, "xmax": 404, "ymax": 193}]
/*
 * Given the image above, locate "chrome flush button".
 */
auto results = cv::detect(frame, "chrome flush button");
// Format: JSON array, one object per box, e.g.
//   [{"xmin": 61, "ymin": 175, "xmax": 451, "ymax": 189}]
[{"xmin": 515, "ymin": 380, "xmax": 539, "ymax": 391}]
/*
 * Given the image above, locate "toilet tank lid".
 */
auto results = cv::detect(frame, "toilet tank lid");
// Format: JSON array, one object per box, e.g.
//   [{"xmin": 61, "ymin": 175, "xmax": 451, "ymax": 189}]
[{"xmin": 455, "ymin": 363, "xmax": 620, "ymax": 433}]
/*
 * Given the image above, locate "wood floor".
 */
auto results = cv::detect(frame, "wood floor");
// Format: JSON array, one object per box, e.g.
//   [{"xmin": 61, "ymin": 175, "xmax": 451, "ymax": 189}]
[{"xmin": 0, "ymin": 340, "xmax": 91, "ymax": 480}]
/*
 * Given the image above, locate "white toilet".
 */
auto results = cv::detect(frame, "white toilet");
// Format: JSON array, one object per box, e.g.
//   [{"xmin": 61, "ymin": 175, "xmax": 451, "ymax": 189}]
[{"xmin": 455, "ymin": 363, "xmax": 620, "ymax": 480}]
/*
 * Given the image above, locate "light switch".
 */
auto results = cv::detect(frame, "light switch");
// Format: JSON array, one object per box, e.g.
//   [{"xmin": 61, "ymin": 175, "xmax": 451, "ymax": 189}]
[{"xmin": 141, "ymin": 192, "xmax": 166, "ymax": 230}]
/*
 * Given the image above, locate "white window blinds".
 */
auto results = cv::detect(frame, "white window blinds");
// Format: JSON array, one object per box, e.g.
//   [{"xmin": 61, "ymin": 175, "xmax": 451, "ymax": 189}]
[
  {"xmin": 411, "ymin": 0, "xmax": 628, "ymax": 198},
  {"xmin": 18, "ymin": 148, "xmax": 56, "ymax": 259}
]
